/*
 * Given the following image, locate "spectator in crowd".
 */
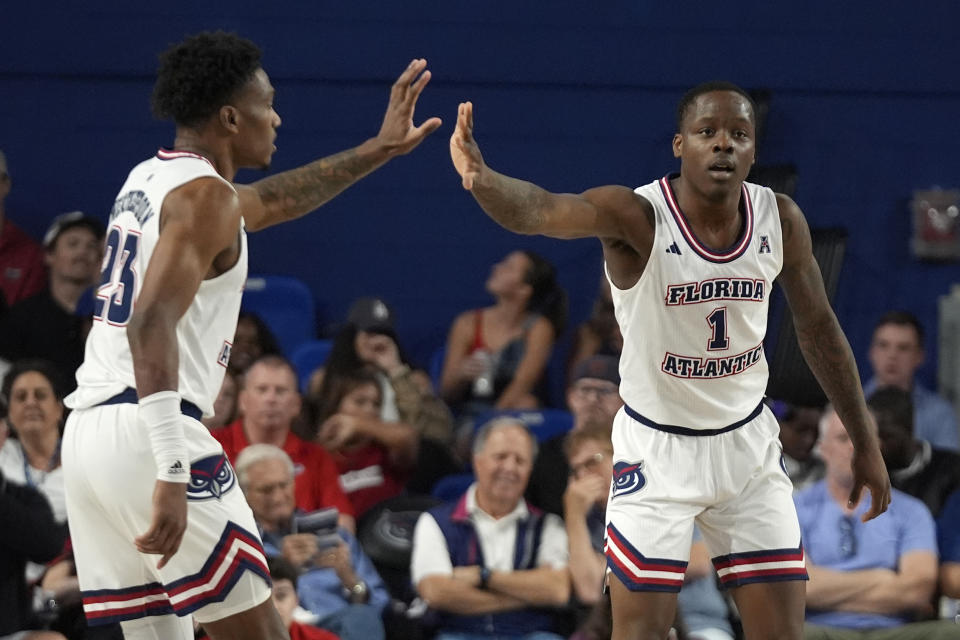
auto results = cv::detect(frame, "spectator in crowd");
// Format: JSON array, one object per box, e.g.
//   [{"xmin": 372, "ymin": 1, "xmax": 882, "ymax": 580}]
[
  {"xmin": 566, "ymin": 276, "xmax": 622, "ymax": 383},
  {"xmin": 319, "ymin": 296, "xmax": 454, "ymax": 447},
  {"xmin": 526, "ymin": 355, "xmax": 622, "ymax": 516},
  {"xmin": 211, "ymin": 355, "xmax": 356, "ymax": 531},
  {"xmin": 0, "ymin": 359, "xmax": 67, "ymax": 522},
  {"xmin": 0, "ymin": 212, "xmax": 104, "ymax": 390},
  {"xmin": 310, "ymin": 367, "xmax": 417, "ymax": 516},
  {"xmin": 265, "ymin": 556, "xmax": 339, "ymax": 640},
  {"xmin": 772, "ymin": 400, "xmax": 825, "ymax": 492},
  {"xmin": 201, "ymin": 370, "xmax": 240, "ymax": 431},
  {"xmin": 228, "ymin": 310, "xmax": 282, "ymax": 378},
  {"xmin": 439, "ymin": 251, "xmax": 567, "ymax": 423},
  {"xmin": 869, "ymin": 386, "xmax": 960, "ymax": 518},
  {"xmin": 411, "ymin": 417, "xmax": 571, "ymax": 640},
  {"xmin": 795, "ymin": 406, "xmax": 956, "ymax": 638},
  {"xmin": 563, "ymin": 427, "xmax": 733, "ymax": 640},
  {"xmin": 237, "ymin": 445, "xmax": 389, "ymax": 640},
  {"xmin": 937, "ymin": 489, "xmax": 960, "ymax": 599},
  {"xmin": 0, "ymin": 150, "xmax": 47, "ymax": 310},
  {"xmin": 865, "ymin": 311, "xmax": 959, "ymax": 451}
]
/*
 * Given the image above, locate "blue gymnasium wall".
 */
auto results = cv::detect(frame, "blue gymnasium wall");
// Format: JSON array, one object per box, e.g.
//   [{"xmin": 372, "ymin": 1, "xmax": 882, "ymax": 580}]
[{"xmin": 1, "ymin": 1, "xmax": 958, "ymax": 390}]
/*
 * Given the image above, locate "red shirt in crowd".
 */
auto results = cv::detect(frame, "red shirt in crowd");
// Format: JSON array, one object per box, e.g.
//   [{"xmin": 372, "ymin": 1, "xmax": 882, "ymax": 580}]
[
  {"xmin": 212, "ymin": 419, "xmax": 354, "ymax": 518},
  {"xmin": 331, "ymin": 443, "xmax": 407, "ymax": 517},
  {"xmin": 0, "ymin": 219, "xmax": 46, "ymax": 307},
  {"xmin": 289, "ymin": 621, "xmax": 339, "ymax": 640}
]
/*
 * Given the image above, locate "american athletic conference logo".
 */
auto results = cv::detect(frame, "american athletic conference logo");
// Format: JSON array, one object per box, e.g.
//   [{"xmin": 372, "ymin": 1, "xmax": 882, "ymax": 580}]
[
  {"xmin": 611, "ymin": 460, "xmax": 646, "ymax": 498},
  {"xmin": 186, "ymin": 454, "xmax": 237, "ymax": 501}
]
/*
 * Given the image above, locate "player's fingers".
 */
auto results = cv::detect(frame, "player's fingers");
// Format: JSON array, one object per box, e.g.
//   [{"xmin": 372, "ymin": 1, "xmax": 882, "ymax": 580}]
[
  {"xmin": 407, "ymin": 69, "xmax": 432, "ymax": 107},
  {"xmin": 393, "ymin": 58, "xmax": 426, "ymax": 98},
  {"xmin": 156, "ymin": 531, "xmax": 184, "ymax": 570},
  {"xmin": 414, "ymin": 117, "xmax": 443, "ymax": 140},
  {"xmin": 465, "ymin": 101, "xmax": 474, "ymax": 131}
]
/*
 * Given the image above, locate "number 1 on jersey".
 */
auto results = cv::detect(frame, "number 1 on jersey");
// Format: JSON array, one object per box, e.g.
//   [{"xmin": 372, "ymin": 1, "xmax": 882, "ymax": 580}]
[
  {"xmin": 94, "ymin": 227, "xmax": 140, "ymax": 325},
  {"xmin": 706, "ymin": 307, "xmax": 729, "ymax": 351}
]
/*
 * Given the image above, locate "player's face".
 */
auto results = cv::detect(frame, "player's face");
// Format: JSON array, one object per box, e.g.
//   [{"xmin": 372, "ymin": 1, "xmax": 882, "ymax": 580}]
[
  {"xmin": 473, "ymin": 425, "xmax": 534, "ymax": 509},
  {"xmin": 777, "ymin": 407, "xmax": 822, "ymax": 462},
  {"xmin": 46, "ymin": 226, "xmax": 102, "ymax": 285},
  {"xmin": 232, "ymin": 68, "xmax": 281, "ymax": 170},
  {"xmin": 244, "ymin": 458, "xmax": 296, "ymax": 528},
  {"xmin": 7, "ymin": 371, "xmax": 63, "ymax": 439},
  {"xmin": 338, "ymin": 383, "xmax": 382, "ymax": 419},
  {"xmin": 673, "ymin": 91, "xmax": 756, "ymax": 198},
  {"xmin": 567, "ymin": 377, "xmax": 622, "ymax": 430},
  {"xmin": 868, "ymin": 324, "xmax": 923, "ymax": 390},
  {"xmin": 270, "ymin": 578, "xmax": 297, "ymax": 629},
  {"xmin": 485, "ymin": 251, "xmax": 533, "ymax": 298},
  {"xmin": 239, "ymin": 363, "xmax": 301, "ymax": 433}
]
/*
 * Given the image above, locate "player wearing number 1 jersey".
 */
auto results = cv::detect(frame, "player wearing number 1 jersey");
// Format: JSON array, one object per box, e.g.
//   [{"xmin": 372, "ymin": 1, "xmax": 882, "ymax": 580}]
[
  {"xmin": 61, "ymin": 32, "xmax": 440, "ymax": 640},
  {"xmin": 449, "ymin": 83, "xmax": 891, "ymax": 640}
]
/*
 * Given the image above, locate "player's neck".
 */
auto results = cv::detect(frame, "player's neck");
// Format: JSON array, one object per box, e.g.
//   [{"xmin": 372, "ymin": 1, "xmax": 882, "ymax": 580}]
[
  {"xmin": 171, "ymin": 132, "xmax": 232, "ymax": 181},
  {"xmin": 672, "ymin": 175, "xmax": 742, "ymax": 228}
]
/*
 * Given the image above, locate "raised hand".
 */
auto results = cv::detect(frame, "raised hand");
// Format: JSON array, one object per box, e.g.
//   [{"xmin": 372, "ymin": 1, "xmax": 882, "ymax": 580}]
[
  {"xmin": 450, "ymin": 101, "xmax": 485, "ymax": 190},
  {"xmin": 375, "ymin": 59, "xmax": 442, "ymax": 156},
  {"xmin": 134, "ymin": 480, "xmax": 188, "ymax": 569}
]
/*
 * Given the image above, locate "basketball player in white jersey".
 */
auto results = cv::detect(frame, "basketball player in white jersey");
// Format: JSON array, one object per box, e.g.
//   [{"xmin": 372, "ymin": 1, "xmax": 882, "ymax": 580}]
[
  {"xmin": 449, "ymin": 84, "xmax": 891, "ymax": 639},
  {"xmin": 61, "ymin": 32, "xmax": 440, "ymax": 640}
]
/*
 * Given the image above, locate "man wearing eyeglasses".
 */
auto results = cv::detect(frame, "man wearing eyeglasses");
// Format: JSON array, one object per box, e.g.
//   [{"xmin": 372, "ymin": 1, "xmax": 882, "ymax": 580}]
[
  {"xmin": 795, "ymin": 407, "xmax": 957, "ymax": 638},
  {"xmin": 526, "ymin": 355, "xmax": 623, "ymax": 516}
]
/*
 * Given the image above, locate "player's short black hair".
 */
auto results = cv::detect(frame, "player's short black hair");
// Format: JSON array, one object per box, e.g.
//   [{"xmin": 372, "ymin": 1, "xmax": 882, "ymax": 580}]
[
  {"xmin": 676, "ymin": 81, "xmax": 756, "ymax": 131},
  {"xmin": 873, "ymin": 310, "xmax": 925, "ymax": 349},
  {"xmin": 152, "ymin": 31, "xmax": 262, "ymax": 128}
]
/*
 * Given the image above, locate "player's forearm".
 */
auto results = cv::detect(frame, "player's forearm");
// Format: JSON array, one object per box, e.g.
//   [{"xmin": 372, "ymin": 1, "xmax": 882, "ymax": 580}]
[
  {"xmin": 128, "ymin": 307, "xmax": 180, "ymax": 395},
  {"xmin": 487, "ymin": 567, "xmax": 571, "ymax": 606},
  {"xmin": 470, "ymin": 167, "xmax": 551, "ymax": 234},
  {"xmin": 250, "ymin": 137, "xmax": 391, "ymax": 227},
  {"xmin": 794, "ymin": 310, "xmax": 874, "ymax": 448},
  {"xmin": 418, "ymin": 576, "xmax": 526, "ymax": 615},
  {"xmin": 565, "ymin": 518, "xmax": 605, "ymax": 604}
]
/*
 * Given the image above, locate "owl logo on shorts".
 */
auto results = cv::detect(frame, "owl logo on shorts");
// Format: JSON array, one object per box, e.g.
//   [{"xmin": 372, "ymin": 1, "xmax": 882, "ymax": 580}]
[
  {"xmin": 186, "ymin": 453, "xmax": 236, "ymax": 501},
  {"xmin": 611, "ymin": 460, "xmax": 646, "ymax": 498}
]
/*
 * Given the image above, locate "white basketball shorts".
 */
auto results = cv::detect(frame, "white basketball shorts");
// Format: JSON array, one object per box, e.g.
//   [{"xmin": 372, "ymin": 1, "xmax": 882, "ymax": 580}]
[
  {"xmin": 604, "ymin": 401, "xmax": 807, "ymax": 592},
  {"xmin": 62, "ymin": 399, "xmax": 271, "ymax": 626}
]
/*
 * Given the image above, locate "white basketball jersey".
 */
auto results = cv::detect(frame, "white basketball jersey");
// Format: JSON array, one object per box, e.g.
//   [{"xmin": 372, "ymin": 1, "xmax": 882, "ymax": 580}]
[
  {"xmin": 609, "ymin": 174, "xmax": 782, "ymax": 430},
  {"xmin": 67, "ymin": 150, "xmax": 247, "ymax": 417}
]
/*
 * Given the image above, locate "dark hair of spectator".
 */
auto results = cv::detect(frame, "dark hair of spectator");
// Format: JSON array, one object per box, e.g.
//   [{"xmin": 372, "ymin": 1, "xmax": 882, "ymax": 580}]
[
  {"xmin": 866, "ymin": 386, "xmax": 915, "ymax": 436},
  {"xmin": 676, "ymin": 81, "xmax": 756, "ymax": 131},
  {"xmin": 266, "ymin": 555, "xmax": 299, "ymax": 589},
  {"xmin": 152, "ymin": 31, "xmax": 263, "ymax": 128},
  {"xmin": 308, "ymin": 366, "xmax": 382, "ymax": 435},
  {"xmin": 238, "ymin": 311, "xmax": 282, "ymax": 356},
  {"xmin": 873, "ymin": 310, "xmax": 925, "ymax": 349},
  {"xmin": 1, "ymin": 359, "xmax": 66, "ymax": 419},
  {"xmin": 520, "ymin": 250, "xmax": 568, "ymax": 336}
]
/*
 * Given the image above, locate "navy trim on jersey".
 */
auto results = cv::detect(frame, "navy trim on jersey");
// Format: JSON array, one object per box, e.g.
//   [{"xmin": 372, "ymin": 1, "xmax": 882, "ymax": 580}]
[
  {"xmin": 658, "ymin": 173, "xmax": 754, "ymax": 264},
  {"xmin": 98, "ymin": 387, "xmax": 203, "ymax": 422},
  {"xmin": 623, "ymin": 401, "xmax": 764, "ymax": 436}
]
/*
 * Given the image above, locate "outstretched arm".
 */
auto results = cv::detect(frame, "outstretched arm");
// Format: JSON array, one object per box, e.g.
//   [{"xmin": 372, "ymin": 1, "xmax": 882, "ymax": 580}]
[
  {"xmin": 450, "ymin": 101, "xmax": 645, "ymax": 242},
  {"xmin": 775, "ymin": 194, "xmax": 890, "ymax": 521},
  {"xmin": 239, "ymin": 59, "xmax": 442, "ymax": 231}
]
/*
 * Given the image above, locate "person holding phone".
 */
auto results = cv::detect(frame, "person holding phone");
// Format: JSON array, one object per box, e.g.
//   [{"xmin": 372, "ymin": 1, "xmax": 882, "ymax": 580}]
[{"xmin": 235, "ymin": 444, "xmax": 389, "ymax": 640}]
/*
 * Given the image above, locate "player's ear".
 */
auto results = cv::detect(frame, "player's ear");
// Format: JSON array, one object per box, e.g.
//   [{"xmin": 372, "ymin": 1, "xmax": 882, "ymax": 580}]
[
  {"xmin": 672, "ymin": 133, "xmax": 683, "ymax": 159},
  {"xmin": 219, "ymin": 105, "xmax": 240, "ymax": 132}
]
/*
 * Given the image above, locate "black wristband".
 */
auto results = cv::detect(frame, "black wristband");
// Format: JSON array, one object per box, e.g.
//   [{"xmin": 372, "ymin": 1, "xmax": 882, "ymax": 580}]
[{"xmin": 479, "ymin": 566, "xmax": 491, "ymax": 590}]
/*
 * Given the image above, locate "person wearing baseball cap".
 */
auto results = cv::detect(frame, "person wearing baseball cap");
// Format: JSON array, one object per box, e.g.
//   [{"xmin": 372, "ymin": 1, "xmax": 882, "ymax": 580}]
[
  {"xmin": 0, "ymin": 210, "xmax": 105, "ymax": 389},
  {"xmin": 0, "ymin": 150, "xmax": 47, "ymax": 309}
]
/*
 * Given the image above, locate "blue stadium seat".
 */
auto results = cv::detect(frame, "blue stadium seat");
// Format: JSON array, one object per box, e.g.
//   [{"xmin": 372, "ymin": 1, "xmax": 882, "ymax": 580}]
[
  {"xmin": 241, "ymin": 274, "xmax": 316, "ymax": 356},
  {"xmin": 290, "ymin": 339, "xmax": 334, "ymax": 392},
  {"xmin": 472, "ymin": 408, "xmax": 574, "ymax": 443},
  {"xmin": 430, "ymin": 472, "xmax": 475, "ymax": 502}
]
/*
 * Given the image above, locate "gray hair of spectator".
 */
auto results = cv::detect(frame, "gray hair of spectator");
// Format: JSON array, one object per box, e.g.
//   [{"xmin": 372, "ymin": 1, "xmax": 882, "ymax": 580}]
[
  {"xmin": 472, "ymin": 417, "xmax": 538, "ymax": 460},
  {"xmin": 817, "ymin": 403, "xmax": 878, "ymax": 442},
  {"xmin": 234, "ymin": 443, "xmax": 294, "ymax": 490}
]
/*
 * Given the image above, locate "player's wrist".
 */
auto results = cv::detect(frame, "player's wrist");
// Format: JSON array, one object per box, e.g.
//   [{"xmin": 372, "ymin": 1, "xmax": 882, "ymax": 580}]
[{"xmin": 139, "ymin": 391, "xmax": 189, "ymax": 483}]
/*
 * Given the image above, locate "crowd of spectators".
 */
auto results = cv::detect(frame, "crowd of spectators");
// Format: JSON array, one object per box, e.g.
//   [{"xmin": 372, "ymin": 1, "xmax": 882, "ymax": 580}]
[{"xmin": 1, "ymin": 149, "xmax": 960, "ymax": 638}]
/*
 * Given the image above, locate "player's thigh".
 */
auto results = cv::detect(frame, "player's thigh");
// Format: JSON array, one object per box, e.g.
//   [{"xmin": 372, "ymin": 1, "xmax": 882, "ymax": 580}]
[
  {"xmin": 729, "ymin": 580, "xmax": 805, "ymax": 640},
  {"xmin": 608, "ymin": 577, "xmax": 678, "ymax": 640}
]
